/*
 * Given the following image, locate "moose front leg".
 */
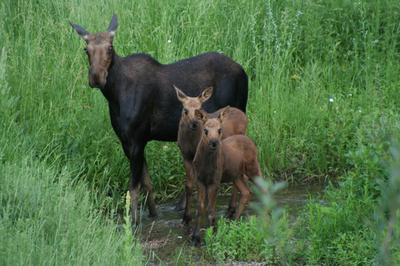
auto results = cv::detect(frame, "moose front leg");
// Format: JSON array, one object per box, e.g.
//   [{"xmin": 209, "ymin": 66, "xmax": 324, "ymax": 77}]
[
  {"xmin": 129, "ymin": 143, "xmax": 145, "ymax": 225},
  {"xmin": 207, "ymin": 183, "xmax": 219, "ymax": 229},
  {"xmin": 192, "ymin": 182, "xmax": 206, "ymax": 246},
  {"xmin": 142, "ymin": 159, "xmax": 157, "ymax": 218},
  {"xmin": 182, "ymin": 159, "xmax": 194, "ymax": 225}
]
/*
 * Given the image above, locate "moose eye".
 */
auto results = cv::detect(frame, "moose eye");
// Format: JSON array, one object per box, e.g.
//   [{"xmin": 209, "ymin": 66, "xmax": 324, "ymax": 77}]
[
  {"xmin": 83, "ymin": 47, "xmax": 88, "ymax": 53},
  {"xmin": 218, "ymin": 128, "xmax": 222, "ymax": 135},
  {"xmin": 204, "ymin": 128, "xmax": 208, "ymax": 135},
  {"xmin": 183, "ymin": 108, "xmax": 188, "ymax": 115}
]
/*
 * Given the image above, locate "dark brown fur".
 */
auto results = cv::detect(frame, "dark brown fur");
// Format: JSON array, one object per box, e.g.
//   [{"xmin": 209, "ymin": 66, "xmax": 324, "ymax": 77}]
[
  {"xmin": 174, "ymin": 87, "xmax": 248, "ymax": 224},
  {"xmin": 191, "ymin": 114, "xmax": 261, "ymax": 245}
]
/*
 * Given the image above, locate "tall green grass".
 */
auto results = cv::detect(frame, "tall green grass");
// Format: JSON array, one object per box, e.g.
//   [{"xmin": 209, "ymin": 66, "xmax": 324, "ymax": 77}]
[
  {"xmin": 2, "ymin": 0, "xmax": 400, "ymax": 264},
  {"xmin": 3, "ymin": 0, "xmax": 400, "ymax": 196},
  {"xmin": 0, "ymin": 48, "xmax": 143, "ymax": 264}
]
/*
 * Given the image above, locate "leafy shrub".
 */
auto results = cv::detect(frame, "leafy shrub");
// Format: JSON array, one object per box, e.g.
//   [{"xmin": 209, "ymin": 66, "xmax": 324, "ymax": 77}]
[{"xmin": 205, "ymin": 179, "xmax": 293, "ymax": 264}]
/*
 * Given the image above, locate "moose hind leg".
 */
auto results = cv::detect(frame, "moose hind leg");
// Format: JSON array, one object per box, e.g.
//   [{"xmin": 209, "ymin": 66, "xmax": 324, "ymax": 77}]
[
  {"xmin": 226, "ymin": 186, "xmax": 238, "ymax": 219},
  {"xmin": 233, "ymin": 177, "xmax": 251, "ymax": 219}
]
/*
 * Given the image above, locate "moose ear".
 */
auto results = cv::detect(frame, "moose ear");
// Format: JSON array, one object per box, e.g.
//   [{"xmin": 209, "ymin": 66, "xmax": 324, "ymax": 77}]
[
  {"xmin": 70, "ymin": 22, "xmax": 89, "ymax": 40},
  {"xmin": 194, "ymin": 109, "xmax": 207, "ymax": 122},
  {"xmin": 199, "ymin": 87, "xmax": 213, "ymax": 103},
  {"xmin": 107, "ymin": 14, "xmax": 118, "ymax": 37},
  {"xmin": 173, "ymin": 85, "xmax": 187, "ymax": 103},
  {"xmin": 218, "ymin": 105, "xmax": 230, "ymax": 122}
]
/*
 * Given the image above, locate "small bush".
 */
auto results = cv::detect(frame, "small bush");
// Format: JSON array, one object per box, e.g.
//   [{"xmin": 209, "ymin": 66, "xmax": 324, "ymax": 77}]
[
  {"xmin": 205, "ymin": 216, "xmax": 264, "ymax": 262},
  {"xmin": 205, "ymin": 179, "xmax": 293, "ymax": 264}
]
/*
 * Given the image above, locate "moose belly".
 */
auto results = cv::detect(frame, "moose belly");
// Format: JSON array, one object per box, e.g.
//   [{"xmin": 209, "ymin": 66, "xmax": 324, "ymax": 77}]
[{"xmin": 149, "ymin": 116, "xmax": 179, "ymax": 141}]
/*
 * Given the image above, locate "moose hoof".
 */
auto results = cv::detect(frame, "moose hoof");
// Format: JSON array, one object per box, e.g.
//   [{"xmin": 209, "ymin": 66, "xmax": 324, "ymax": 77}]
[
  {"xmin": 191, "ymin": 235, "xmax": 202, "ymax": 247},
  {"xmin": 226, "ymin": 207, "xmax": 236, "ymax": 220},
  {"xmin": 148, "ymin": 210, "xmax": 158, "ymax": 219},
  {"xmin": 182, "ymin": 214, "xmax": 192, "ymax": 225}
]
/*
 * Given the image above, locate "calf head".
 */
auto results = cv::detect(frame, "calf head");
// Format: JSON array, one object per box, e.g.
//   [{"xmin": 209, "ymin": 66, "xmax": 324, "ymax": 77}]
[
  {"xmin": 70, "ymin": 15, "xmax": 118, "ymax": 89},
  {"xmin": 195, "ymin": 107, "xmax": 229, "ymax": 151},
  {"xmin": 174, "ymin": 86, "xmax": 213, "ymax": 131}
]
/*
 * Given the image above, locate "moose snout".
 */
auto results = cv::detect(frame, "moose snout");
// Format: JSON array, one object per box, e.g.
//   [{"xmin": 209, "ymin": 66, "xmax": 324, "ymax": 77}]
[
  {"xmin": 89, "ymin": 68, "xmax": 107, "ymax": 88},
  {"xmin": 209, "ymin": 140, "xmax": 219, "ymax": 150},
  {"xmin": 189, "ymin": 121, "xmax": 199, "ymax": 130}
]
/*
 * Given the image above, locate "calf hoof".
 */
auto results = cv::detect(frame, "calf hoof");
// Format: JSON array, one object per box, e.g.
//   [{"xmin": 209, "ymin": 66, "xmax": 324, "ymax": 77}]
[
  {"xmin": 148, "ymin": 212, "xmax": 158, "ymax": 219},
  {"xmin": 225, "ymin": 207, "xmax": 236, "ymax": 220},
  {"xmin": 191, "ymin": 234, "xmax": 202, "ymax": 247},
  {"xmin": 182, "ymin": 214, "xmax": 192, "ymax": 225},
  {"xmin": 148, "ymin": 209, "xmax": 158, "ymax": 219}
]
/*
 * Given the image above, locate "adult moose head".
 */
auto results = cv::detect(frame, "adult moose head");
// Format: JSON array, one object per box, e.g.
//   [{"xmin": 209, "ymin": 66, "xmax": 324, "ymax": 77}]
[
  {"xmin": 70, "ymin": 15, "xmax": 248, "ymax": 223},
  {"xmin": 70, "ymin": 15, "xmax": 118, "ymax": 88}
]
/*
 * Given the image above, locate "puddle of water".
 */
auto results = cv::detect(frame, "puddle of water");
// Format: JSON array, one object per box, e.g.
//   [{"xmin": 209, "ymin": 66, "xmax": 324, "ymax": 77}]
[{"xmin": 138, "ymin": 183, "xmax": 324, "ymax": 264}]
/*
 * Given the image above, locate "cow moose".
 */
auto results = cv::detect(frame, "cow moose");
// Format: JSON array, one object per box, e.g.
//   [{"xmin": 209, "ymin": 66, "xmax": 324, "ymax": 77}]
[
  {"xmin": 70, "ymin": 15, "xmax": 248, "ymax": 222},
  {"xmin": 174, "ymin": 86, "xmax": 248, "ymax": 224},
  {"xmin": 191, "ymin": 109, "xmax": 262, "ymax": 245}
]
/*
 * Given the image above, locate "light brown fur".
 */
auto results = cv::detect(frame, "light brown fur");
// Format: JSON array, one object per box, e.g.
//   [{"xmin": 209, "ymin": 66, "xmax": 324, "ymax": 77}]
[
  {"xmin": 174, "ymin": 86, "xmax": 248, "ymax": 224},
  {"xmin": 191, "ymin": 114, "xmax": 262, "ymax": 245}
]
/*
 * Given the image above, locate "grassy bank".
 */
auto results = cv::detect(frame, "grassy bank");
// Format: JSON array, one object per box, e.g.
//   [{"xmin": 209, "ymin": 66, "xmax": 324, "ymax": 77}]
[
  {"xmin": 0, "ymin": 48, "xmax": 143, "ymax": 265},
  {"xmin": 1, "ymin": 0, "xmax": 400, "ymax": 264}
]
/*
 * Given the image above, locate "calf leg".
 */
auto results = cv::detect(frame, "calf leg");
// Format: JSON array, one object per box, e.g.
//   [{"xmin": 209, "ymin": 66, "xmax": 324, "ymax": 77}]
[
  {"xmin": 183, "ymin": 160, "xmax": 194, "ymax": 225},
  {"xmin": 192, "ymin": 182, "xmax": 206, "ymax": 246},
  {"xmin": 233, "ymin": 177, "xmax": 251, "ymax": 219},
  {"xmin": 142, "ymin": 159, "xmax": 157, "ymax": 218},
  {"xmin": 226, "ymin": 186, "xmax": 238, "ymax": 219},
  {"xmin": 207, "ymin": 183, "xmax": 219, "ymax": 229}
]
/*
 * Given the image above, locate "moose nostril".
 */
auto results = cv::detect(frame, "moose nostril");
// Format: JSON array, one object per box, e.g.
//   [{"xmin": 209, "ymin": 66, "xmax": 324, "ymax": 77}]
[
  {"xmin": 190, "ymin": 122, "xmax": 198, "ymax": 130},
  {"xmin": 209, "ymin": 141, "xmax": 218, "ymax": 149}
]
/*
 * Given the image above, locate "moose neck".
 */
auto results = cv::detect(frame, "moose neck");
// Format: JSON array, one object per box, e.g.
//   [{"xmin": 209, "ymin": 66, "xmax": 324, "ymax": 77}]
[
  {"xmin": 194, "ymin": 137, "xmax": 223, "ymax": 185},
  {"xmin": 101, "ymin": 51, "xmax": 122, "ymax": 104},
  {"xmin": 178, "ymin": 120, "xmax": 203, "ymax": 159},
  {"xmin": 196, "ymin": 137, "xmax": 222, "ymax": 167}
]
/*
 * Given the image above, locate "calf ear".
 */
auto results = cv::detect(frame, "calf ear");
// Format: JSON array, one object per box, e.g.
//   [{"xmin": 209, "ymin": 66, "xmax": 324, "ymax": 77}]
[
  {"xmin": 199, "ymin": 87, "xmax": 213, "ymax": 103},
  {"xmin": 108, "ymin": 14, "xmax": 118, "ymax": 37},
  {"xmin": 194, "ymin": 109, "xmax": 207, "ymax": 123},
  {"xmin": 70, "ymin": 22, "xmax": 89, "ymax": 40},
  {"xmin": 173, "ymin": 85, "xmax": 187, "ymax": 103},
  {"xmin": 218, "ymin": 105, "xmax": 230, "ymax": 122}
]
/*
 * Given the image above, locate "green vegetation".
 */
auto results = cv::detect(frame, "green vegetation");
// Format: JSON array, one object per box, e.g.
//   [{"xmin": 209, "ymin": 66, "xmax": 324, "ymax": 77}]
[
  {"xmin": 205, "ymin": 179, "xmax": 293, "ymax": 264},
  {"xmin": 1, "ymin": 0, "xmax": 400, "ymax": 264},
  {"xmin": 0, "ymin": 49, "xmax": 143, "ymax": 264}
]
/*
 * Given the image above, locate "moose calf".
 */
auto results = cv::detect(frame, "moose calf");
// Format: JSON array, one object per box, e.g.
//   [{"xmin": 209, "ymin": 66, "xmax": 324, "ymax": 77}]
[
  {"xmin": 174, "ymin": 86, "xmax": 247, "ymax": 224},
  {"xmin": 191, "ymin": 109, "xmax": 262, "ymax": 245}
]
